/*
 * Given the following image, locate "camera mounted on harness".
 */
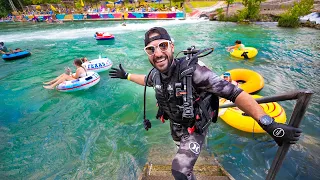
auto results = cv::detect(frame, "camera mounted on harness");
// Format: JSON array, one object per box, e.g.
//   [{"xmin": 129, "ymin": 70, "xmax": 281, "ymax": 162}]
[{"xmin": 142, "ymin": 46, "xmax": 215, "ymax": 131}]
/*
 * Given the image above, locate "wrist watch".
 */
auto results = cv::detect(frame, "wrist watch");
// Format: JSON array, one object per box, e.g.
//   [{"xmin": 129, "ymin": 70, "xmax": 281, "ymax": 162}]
[{"xmin": 259, "ymin": 115, "xmax": 274, "ymax": 126}]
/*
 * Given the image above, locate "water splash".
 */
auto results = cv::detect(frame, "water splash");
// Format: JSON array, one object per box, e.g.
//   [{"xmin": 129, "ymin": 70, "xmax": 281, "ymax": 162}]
[{"xmin": 0, "ymin": 19, "xmax": 207, "ymax": 42}]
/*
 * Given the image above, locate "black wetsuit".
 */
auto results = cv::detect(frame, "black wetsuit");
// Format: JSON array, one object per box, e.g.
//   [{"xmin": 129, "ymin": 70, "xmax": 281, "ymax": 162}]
[{"xmin": 146, "ymin": 60, "xmax": 242, "ymax": 180}]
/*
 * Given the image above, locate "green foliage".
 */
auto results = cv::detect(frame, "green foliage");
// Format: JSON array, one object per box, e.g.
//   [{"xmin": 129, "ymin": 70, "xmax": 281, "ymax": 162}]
[
  {"xmin": 0, "ymin": 0, "xmax": 68, "ymax": 17},
  {"xmin": 241, "ymin": 0, "xmax": 265, "ymax": 20},
  {"xmin": 216, "ymin": 7, "xmax": 241, "ymax": 22},
  {"xmin": 236, "ymin": 8, "xmax": 248, "ymax": 21},
  {"xmin": 217, "ymin": 1, "xmax": 256, "ymax": 22},
  {"xmin": 290, "ymin": 0, "xmax": 314, "ymax": 17},
  {"xmin": 126, "ymin": 3, "xmax": 135, "ymax": 10},
  {"xmin": 172, "ymin": 0, "xmax": 184, "ymax": 3},
  {"xmin": 216, "ymin": 7, "xmax": 223, "ymax": 14},
  {"xmin": 225, "ymin": 0, "xmax": 235, "ymax": 16},
  {"xmin": 278, "ymin": 13, "xmax": 300, "ymax": 27},
  {"xmin": 278, "ymin": 0, "xmax": 314, "ymax": 28},
  {"xmin": 149, "ymin": 3, "xmax": 159, "ymax": 9},
  {"xmin": 0, "ymin": 0, "xmax": 11, "ymax": 17},
  {"xmin": 75, "ymin": 1, "xmax": 82, "ymax": 9},
  {"xmin": 190, "ymin": 1, "xmax": 217, "ymax": 8},
  {"xmin": 216, "ymin": 8, "xmax": 224, "ymax": 20},
  {"xmin": 184, "ymin": 3, "xmax": 192, "ymax": 13},
  {"xmin": 220, "ymin": 9, "xmax": 247, "ymax": 22},
  {"xmin": 226, "ymin": 0, "xmax": 235, "ymax": 5}
]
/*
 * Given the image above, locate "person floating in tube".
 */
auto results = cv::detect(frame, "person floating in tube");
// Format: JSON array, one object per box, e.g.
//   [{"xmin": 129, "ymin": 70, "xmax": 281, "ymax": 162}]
[
  {"xmin": 226, "ymin": 40, "xmax": 245, "ymax": 51},
  {"xmin": 81, "ymin": 57, "xmax": 89, "ymax": 63},
  {"xmin": 43, "ymin": 58, "xmax": 87, "ymax": 89},
  {"xmin": 109, "ymin": 27, "xmax": 302, "ymax": 180},
  {"xmin": 0, "ymin": 42, "xmax": 23, "ymax": 54},
  {"xmin": 223, "ymin": 72, "xmax": 238, "ymax": 86},
  {"xmin": 0, "ymin": 42, "xmax": 11, "ymax": 54}
]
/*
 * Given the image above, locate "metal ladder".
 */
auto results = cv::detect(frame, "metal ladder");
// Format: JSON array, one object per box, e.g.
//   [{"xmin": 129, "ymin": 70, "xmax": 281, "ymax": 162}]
[{"xmin": 220, "ymin": 89, "xmax": 313, "ymax": 180}]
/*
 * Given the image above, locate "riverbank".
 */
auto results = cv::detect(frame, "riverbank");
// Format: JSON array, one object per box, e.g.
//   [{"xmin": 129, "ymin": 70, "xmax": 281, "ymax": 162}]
[
  {"xmin": 301, "ymin": 20, "xmax": 320, "ymax": 29},
  {"xmin": 203, "ymin": 0, "xmax": 320, "ymax": 30}
]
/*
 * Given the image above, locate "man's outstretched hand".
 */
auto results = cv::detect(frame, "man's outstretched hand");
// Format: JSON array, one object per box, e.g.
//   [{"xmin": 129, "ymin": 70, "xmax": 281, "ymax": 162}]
[
  {"xmin": 109, "ymin": 64, "xmax": 128, "ymax": 79},
  {"xmin": 263, "ymin": 121, "xmax": 302, "ymax": 146}
]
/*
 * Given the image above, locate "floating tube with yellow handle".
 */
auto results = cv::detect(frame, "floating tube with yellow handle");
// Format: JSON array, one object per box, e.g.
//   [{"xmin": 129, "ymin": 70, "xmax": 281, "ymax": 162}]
[
  {"xmin": 230, "ymin": 47, "xmax": 258, "ymax": 59},
  {"xmin": 219, "ymin": 95, "xmax": 287, "ymax": 133},
  {"xmin": 226, "ymin": 69, "xmax": 264, "ymax": 94}
]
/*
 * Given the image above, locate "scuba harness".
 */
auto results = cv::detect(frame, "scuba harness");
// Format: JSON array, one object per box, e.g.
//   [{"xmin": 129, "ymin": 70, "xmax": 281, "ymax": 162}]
[{"xmin": 143, "ymin": 46, "xmax": 217, "ymax": 134}]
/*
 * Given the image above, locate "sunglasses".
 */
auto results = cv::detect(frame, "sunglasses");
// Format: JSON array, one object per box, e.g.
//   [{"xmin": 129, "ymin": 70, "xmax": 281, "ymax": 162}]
[{"xmin": 144, "ymin": 40, "xmax": 171, "ymax": 56}]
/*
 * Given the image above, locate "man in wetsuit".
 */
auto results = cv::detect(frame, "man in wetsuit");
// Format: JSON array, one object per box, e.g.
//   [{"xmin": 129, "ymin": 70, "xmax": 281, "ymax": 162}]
[{"xmin": 109, "ymin": 27, "xmax": 302, "ymax": 180}]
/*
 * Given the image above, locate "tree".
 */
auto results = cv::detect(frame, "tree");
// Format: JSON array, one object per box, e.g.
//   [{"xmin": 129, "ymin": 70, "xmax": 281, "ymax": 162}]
[
  {"xmin": 278, "ymin": 0, "xmax": 314, "ymax": 28},
  {"xmin": 172, "ymin": 0, "xmax": 184, "ymax": 8},
  {"xmin": 0, "ymin": 0, "xmax": 11, "ymax": 17},
  {"xmin": 241, "ymin": 0, "xmax": 265, "ymax": 20},
  {"xmin": 225, "ymin": 0, "xmax": 234, "ymax": 17}
]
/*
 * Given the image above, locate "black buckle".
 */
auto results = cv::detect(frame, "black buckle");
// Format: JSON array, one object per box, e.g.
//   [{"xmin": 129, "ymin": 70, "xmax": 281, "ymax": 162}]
[
  {"xmin": 182, "ymin": 103, "xmax": 194, "ymax": 119},
  {"xmin": 175, "ymin": 83, "xmax": 183, "ymax": 97}
]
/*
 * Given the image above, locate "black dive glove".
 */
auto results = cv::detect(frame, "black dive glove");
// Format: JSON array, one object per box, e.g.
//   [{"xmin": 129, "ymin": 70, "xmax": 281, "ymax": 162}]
[
  {"xmin": 156, "ymin": 108, "xmax": 169, "ymax": 123},
  {"xmin": 262, "ymin": 120, "xmax": 302, "ymax": 146},
  {"xmin": 109, "ymin": 64, "xmax": 129, "ymax": 79}
]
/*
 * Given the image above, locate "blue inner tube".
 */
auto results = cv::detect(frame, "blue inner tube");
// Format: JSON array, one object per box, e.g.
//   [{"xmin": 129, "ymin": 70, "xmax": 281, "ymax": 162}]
[{"xmin": 2, "ymin": 50, "xmax": 31, "ymax": 60}]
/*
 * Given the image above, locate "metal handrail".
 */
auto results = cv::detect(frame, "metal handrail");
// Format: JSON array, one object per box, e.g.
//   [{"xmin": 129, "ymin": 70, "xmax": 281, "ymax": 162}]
[{"xmin": 219, "ymin": 90, "xmax": 314, "ymax": 180}]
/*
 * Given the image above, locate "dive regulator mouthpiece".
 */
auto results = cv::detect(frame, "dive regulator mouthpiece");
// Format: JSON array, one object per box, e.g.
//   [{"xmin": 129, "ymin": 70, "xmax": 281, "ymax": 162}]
[{"xmin": 143, "ymin": 119, "xmax": 151, "ymax": 131}]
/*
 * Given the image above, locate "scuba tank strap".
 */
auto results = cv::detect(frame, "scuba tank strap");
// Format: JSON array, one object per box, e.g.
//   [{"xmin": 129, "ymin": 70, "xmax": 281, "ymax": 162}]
[
  {"xmin": 195, "ymin": 96, "xmax": 212, "ymax": 133},
  {"xmin": 194, "ymin": 93, "xmax": 220, "ymax": 134}
]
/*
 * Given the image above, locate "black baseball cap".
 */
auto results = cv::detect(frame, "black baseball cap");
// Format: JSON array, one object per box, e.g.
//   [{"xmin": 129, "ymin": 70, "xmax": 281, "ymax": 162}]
[{"xmin": 144, "ymin": 27, "xmax": 171, "ymax": 46}]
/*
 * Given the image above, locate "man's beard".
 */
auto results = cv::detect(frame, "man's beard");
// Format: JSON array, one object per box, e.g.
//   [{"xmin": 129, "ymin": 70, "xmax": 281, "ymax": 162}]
[{"xmin": 154, "ymin": 55, "xmax": 173, "ymax": 74}]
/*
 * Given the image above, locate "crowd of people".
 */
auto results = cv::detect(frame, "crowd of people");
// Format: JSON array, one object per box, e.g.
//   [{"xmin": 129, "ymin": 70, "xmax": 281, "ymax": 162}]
[
  {"xmin": 0, "ymin": 14, "xmax": 63, "ymax": 23},
  {"xmin": 0, "ymin": 3, "xmax": 183, "ymax": 23}
]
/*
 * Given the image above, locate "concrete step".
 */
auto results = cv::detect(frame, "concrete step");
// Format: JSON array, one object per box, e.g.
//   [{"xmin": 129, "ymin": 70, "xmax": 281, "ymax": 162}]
[
  {"xmin": 139, "ymin": 143, "xmax": 234, "ymax": 180},
  {"xmin": 143, "ymin": 175, "xmax": 231, "ymax": 180},
  {"xmin": 144, "ymin": 164, "xmax": 224, "ymax": 176}
]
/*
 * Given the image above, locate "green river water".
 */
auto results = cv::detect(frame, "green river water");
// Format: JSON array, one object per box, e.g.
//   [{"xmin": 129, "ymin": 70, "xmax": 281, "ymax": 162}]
[{"xmin": 0, "ymin": 19, "xmax": 319, "ymax": 180}]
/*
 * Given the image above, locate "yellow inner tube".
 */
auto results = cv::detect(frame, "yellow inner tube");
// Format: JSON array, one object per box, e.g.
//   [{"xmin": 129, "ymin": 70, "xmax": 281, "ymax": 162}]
[
  {"xmin": 219, "ymin": 95, "xmax": 287, "ymax": 133},
  {"xmin": 230, "ymin": 47, "xmax": 258, "ymax": 59},
  {"xmin": 226, "ymin": 69, "xmax": 264, "ymax": 94}
]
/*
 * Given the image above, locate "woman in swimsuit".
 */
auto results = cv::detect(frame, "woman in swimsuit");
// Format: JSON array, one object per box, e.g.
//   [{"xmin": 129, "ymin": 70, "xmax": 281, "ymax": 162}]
[{"xmin": 43, "ymin": 58, "xmax": 87, "ymax": 89}]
